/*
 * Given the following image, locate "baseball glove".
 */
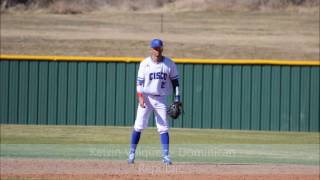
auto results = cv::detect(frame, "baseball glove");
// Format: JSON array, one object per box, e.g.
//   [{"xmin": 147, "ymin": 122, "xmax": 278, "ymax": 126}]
[{"xmin": 167, "ymin": 101, "xmax": 182, "ymax": 119}]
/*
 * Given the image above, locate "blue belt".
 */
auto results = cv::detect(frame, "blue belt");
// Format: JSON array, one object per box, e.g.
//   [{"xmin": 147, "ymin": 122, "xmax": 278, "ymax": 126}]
[{"xmin": 149, "ymin": 94, "xmax": 161, "ymax": 97}]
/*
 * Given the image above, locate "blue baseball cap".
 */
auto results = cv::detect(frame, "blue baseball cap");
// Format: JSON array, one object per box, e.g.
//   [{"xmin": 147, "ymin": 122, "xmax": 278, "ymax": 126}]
[{"xmin": 150, "ymin": 39, "xmax": 163, "ymax": 48}]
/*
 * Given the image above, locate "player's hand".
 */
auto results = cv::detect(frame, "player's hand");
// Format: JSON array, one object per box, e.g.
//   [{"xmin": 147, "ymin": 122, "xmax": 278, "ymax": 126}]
[{"xmin": 138, "ymin": 96, "xmax": 145, "ymax": 108}]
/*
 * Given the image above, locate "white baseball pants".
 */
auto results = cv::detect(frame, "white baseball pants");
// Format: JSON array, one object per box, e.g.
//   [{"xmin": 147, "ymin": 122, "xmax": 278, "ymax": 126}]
[{"xmin": 134, "ymin": 94, "xmax": 168, "ymax": 134}]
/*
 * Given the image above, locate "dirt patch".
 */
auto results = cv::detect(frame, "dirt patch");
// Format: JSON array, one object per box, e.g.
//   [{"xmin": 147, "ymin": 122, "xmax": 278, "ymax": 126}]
[{"xmin": 1, "ymin": 158, "xmax": 319, "ymax": 180}]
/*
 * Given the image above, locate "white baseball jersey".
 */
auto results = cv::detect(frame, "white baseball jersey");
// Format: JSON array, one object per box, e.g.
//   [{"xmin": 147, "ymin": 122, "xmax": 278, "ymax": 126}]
[
  {"xmin": 134, "ymin": 56, "xmax": 179, "ymax": 133},
  {"xmin": 137, "ymin": 56, "xmax": 179, "ymax": 96}
]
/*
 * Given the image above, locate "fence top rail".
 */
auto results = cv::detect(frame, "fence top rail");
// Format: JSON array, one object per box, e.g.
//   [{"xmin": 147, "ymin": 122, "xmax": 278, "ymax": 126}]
[{"xmin": 0, "ymin": 54, "xmax": 319, "ymax": 66}]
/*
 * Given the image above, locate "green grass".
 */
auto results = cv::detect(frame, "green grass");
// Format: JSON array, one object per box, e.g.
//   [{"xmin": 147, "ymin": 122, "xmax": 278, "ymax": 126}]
[
  {"xmin": 1, "ymin": 124, "xmax": 320, "ymax": 144},
  {"xmin": 1, "ymin": 124, "xmax": 319, "ymax": 144},
  {"xmin": 1, "ymin": 124, "xmax": 319, "ymax": 165}
]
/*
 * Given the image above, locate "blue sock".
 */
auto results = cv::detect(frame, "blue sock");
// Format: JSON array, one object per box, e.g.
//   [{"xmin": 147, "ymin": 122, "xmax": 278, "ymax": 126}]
[
  {"xmin": 160, "ymin": 132, "xmax": 169, "ymax": 156},
  {"xmin": 130, "ymin": 130, "xmax": 141, "ymax": 154}
]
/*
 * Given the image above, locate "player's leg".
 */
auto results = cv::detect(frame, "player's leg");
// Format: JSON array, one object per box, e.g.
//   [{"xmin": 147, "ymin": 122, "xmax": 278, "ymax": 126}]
[
  {"xmin": 128, "ymin": 96, "xmax": 153, "ymax": 164},
  {"xmin": 130, "ymin": 106, "xmax": 151, "ymax": 153},
  {"xmin": 153, "ymin": 96, "xmax": 172, "ymax": 165}
]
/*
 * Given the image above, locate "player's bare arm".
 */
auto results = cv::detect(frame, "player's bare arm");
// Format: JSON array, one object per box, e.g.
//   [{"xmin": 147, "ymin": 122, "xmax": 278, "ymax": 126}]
[{"xmin": 137, "ymin": 84, "xmax": 145, "ymax": 108}]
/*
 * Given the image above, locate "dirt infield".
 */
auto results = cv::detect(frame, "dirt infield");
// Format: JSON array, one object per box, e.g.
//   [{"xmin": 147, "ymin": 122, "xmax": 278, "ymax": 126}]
[{"xmin": 1, "ymin": 158, "xmax": 319, "ymax": 180}]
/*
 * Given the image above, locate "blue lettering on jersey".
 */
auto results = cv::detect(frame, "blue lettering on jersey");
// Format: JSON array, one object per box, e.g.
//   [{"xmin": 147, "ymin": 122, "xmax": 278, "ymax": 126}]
[{"xmin": 149, "ymin": 72, "xmax": 168, "ymax": 80}]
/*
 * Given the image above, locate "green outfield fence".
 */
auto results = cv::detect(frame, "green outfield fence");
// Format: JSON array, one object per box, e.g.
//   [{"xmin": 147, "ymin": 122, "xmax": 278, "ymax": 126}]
[{"xmin": 0, "ymin": 55, "xmax": 319, "ymax": 132}]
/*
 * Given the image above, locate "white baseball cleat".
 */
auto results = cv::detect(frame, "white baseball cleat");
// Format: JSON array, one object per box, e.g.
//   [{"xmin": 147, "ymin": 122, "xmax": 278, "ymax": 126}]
[
  {"xmin": 128, "ymin": 152, "xmax": 135, "ymax": 164},
  {"xmin": 162, "ymin": 155, "xmax": 172, "ymax": 165}
]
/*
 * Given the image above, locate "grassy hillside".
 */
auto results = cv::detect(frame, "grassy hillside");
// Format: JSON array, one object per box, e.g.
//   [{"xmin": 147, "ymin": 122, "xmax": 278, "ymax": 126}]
[
  {"xmin": 1, "ymin": 0, "xmax": 319, "ymax": 14},
  {"xmin": 1, "ymin": 11, "xmax": 318, "ymax": 60}
]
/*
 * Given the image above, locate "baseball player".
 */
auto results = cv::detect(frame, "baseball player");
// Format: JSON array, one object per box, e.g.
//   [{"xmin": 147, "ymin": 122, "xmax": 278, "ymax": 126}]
[{"xmin": 128, "ymin": 39, "xmax": 181, "ymax": 165}]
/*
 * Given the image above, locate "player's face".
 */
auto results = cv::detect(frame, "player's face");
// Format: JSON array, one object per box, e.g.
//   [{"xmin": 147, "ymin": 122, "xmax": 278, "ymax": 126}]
[{"xmin": 151, "ymin": 47, "xmax": 163, "ymax": 58}]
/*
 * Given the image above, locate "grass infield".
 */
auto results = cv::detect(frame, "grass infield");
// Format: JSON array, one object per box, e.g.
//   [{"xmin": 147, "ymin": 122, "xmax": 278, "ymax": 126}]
[{"xmin": 1, "ymin": 124, "xmax": 319, "ymax": 165}]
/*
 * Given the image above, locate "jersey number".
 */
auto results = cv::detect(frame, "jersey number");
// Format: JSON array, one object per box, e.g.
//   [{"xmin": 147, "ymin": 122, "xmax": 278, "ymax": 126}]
[{"xmin": 161, "ymin": 81, "xmax": 166, "ymax": 88}]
